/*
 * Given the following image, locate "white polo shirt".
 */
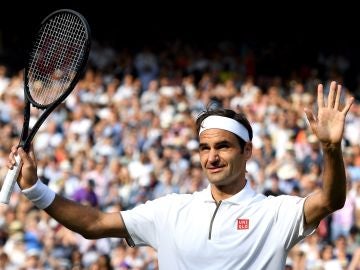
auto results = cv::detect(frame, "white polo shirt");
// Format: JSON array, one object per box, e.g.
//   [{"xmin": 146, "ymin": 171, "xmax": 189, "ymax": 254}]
[{"xmin": 121, "ymin": 181, "xmax": 315, "ymax": 269}]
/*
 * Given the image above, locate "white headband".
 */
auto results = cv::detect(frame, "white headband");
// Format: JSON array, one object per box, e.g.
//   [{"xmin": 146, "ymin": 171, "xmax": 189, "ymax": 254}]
[{"xmin": 199, "ymin": 115, "xmax": 250, "ymax": 142}]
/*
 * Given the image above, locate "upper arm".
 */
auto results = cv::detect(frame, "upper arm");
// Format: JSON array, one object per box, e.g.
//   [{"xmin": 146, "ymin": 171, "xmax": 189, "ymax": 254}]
[
  {"xmin": 303, "ymin": 190, "xmax": 331, "ymax": 228},
  {"xmin": 92, "ymin": 211, "xmax": 129, "ymax": 239}
]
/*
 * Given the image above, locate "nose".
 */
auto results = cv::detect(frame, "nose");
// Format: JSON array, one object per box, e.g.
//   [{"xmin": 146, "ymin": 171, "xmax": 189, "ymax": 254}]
[{"xmin": 208, "ymin": 149, "xmax": 220, "ymax": 164}]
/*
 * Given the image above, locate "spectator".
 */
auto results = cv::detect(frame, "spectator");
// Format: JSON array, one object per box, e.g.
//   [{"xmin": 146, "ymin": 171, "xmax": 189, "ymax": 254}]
[{"xmin": 72, "ymin": 179, "xmax": 98, "ymax": 207}]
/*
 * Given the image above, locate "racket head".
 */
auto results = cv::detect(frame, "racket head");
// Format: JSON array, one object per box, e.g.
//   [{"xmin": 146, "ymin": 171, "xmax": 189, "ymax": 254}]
[{"xmin": 24, "ymin": 9, "xmax": 91, "ymax": 109}]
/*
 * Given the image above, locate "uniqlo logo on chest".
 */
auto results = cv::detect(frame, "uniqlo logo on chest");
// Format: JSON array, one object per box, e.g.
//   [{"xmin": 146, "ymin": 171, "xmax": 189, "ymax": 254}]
[{"xmin": 237, "ymin": 219, "xmax": 249, "ymax": 230}]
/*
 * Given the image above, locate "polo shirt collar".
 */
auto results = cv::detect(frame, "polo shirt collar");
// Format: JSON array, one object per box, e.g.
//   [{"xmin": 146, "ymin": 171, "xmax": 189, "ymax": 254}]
[{"xmin": 200, "ymin": 180, "xmax": 256, "ymax": 205}]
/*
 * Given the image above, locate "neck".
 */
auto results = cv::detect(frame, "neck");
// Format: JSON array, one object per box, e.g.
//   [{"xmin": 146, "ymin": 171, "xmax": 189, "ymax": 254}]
[{"xmin": 211, "ymin": 179, "xmax": 247, "ymax": 202}]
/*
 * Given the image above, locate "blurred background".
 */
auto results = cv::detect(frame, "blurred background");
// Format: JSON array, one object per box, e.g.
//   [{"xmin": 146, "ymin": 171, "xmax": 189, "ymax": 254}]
[{"xmin": 1, "ymin": 2, "xmax": 359, "ymax": 96}]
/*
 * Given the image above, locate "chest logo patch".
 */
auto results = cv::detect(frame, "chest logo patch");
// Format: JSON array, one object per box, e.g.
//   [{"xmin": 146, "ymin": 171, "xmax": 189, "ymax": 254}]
[{"xmin": 237, "ymin": 218, "xmax": 249, "ymax": 230}]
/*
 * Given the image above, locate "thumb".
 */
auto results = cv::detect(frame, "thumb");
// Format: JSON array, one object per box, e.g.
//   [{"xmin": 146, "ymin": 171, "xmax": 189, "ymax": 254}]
[
  {"xmin": 28, "ymin": 144, "xmax": 37, "ymax": 167},
  {"xmin": 17, "ymin": 147, "xmax": 31, "ymax": 163},
  {"xmin": 17, "ymin": 147, "xmax": 37, "ymax": 189},
  {"xmin": 304, "ymin": 108, "xmax": 316, "ymax": 128},
  {"xmin": 304, "ymin": 108, "xmax": 320, "ymax": 137}
]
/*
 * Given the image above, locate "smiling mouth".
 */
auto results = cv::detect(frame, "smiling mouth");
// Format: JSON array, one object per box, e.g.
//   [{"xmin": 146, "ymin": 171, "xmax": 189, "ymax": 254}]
[{"xmin": 207, "ymin": 167, "xmax": 223, "ymax": 173}]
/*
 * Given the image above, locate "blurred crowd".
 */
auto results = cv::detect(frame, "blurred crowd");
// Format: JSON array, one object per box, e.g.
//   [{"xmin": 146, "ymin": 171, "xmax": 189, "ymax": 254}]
[{"xmin": 0, "ymin": 40, "xmax": 359, "ymax": 269}]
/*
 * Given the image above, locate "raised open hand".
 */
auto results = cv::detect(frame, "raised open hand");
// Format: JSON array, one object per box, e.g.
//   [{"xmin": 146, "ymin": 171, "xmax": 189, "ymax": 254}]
[{"xmin": 304, "ymin": 81, "xmax": 354, "ymax": 146}]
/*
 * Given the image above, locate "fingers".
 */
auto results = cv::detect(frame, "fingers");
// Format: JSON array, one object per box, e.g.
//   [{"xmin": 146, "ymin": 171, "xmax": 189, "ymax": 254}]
[
  {"xmin": 342, "ymin": 96, "xmax": 354, "ymax": 115},
  {"xmin": 17, "ymin": 147, "xmax": 34, "ymax": 166},
  {"xmin": 317, "ymin": 84, "xmax": 324, "ymax": 108},
  {"xmin": 327, "ymin": 81, "xmax": 338, "ymax": 108},
  {"xmin": 7, "ymin": 144, "xmax": 37, "ymax": 171},
  {"xmin": 7, "ymin": 146, "xmax": 18, "ymax": 169},
  {"xmin": 8, "ymin": 146, "xmax": 31, "ymax": 168},
  {"xmin": 325, "ymin": 81, "xmax": 354, "ymax": 115},
  {"xmin": 17, "ymin": 147, "xmax": 26, "ymax": 158},
  {"xmin": 319, "ymin": 81, "xmax": 352, "ymax": 112},
  {"xmin": 334, "ymin": 84, "xmax": 341, "ymax": 110}
]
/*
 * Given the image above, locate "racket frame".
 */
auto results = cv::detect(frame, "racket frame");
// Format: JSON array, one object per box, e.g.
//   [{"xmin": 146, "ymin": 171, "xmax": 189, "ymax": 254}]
[
  {"xmin": 21, "ymin": 9, "xmax": 91, "ymax": 151},
  {"xmin": 0, "ymin": 9, "xmax": 91, "ymax": 204}
]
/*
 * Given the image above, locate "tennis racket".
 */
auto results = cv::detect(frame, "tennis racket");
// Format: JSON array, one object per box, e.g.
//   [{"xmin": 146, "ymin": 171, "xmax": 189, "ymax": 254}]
[{"xmin": 0, "ymin": 9, "xmax": 91, "ymax": 204}]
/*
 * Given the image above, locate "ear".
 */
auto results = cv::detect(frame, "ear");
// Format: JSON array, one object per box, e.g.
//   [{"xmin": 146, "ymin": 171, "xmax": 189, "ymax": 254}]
[{"xmin": 244, "ymin": 142, "xmax": 252, "ymax": 160}]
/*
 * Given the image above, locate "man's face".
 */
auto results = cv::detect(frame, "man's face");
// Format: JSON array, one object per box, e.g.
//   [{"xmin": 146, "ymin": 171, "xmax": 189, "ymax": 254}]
[{"xmin": 199, "ymin": 128, "xmax": 251, "ymax": 188}]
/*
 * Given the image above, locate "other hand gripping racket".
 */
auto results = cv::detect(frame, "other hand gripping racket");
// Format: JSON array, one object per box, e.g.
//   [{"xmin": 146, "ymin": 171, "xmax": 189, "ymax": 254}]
[{"xmin": 0, "ymin": 9, "xmax": 91, "ymax": 204}]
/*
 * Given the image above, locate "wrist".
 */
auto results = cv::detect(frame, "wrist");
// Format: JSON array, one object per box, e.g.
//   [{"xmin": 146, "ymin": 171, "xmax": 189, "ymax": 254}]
[
  {"xmin": 22, "ymin": 179, "xmax": 56, "ymax": 209},
  {"xmin": 19, "ymin": 180, "xmax": 38, "ymax": 190},
  {"xmin": 321, "ymin": 142, "xmax": 342, "ymax": 152}
]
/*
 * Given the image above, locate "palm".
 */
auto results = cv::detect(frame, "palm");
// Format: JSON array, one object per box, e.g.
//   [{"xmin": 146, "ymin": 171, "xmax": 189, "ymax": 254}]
[{"xmin": 315, "ymin": 107, "xmax": 345, "ymax": 144}]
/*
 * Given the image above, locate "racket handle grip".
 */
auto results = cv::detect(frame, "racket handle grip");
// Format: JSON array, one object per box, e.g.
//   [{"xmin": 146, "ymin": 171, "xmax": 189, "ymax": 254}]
[{"xmin": 0, "ymin": 155, "xmax": 22, "ymax": 204}]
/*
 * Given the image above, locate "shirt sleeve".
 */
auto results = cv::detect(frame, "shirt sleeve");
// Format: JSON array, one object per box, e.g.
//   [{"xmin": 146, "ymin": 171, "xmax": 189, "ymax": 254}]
[
  {"xmin": 121, "ymin": 195, "xmax": 174, "ymax": 248},
  {"xmin": 272, "ymin": 195, "xmax": 317, "ymax": 250}
]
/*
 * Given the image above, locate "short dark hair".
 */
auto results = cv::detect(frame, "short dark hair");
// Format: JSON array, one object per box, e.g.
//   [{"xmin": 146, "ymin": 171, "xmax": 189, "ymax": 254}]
[{"xmin": 196, "ymin": 107, "xmax": 253, "ymax": 150}]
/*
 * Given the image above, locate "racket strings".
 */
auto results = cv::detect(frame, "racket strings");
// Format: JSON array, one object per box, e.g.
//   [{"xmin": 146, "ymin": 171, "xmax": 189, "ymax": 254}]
[{"xmin": 28, "ymin": 12, "xmax": 88, "ymax": 106}]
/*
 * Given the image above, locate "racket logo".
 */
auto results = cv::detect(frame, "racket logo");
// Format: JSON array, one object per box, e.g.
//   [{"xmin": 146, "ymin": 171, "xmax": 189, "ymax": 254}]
[{"xmin": 33, "ymin": 38, "xmax": 82, "ymax": 75}]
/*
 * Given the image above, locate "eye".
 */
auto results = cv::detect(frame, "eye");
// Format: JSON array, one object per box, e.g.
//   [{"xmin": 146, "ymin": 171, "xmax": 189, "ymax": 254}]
[
  {"xmin": 199, "ymin": 145, "xmax": 209, "ymax": 152},
  {"xmin": 216, "ymin": 143, "xmax": 230, "ymax": 150}
]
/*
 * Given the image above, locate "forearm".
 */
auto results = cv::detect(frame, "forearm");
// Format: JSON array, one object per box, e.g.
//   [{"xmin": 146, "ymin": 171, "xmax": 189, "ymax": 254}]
[
  {"xmin": 44, "ymin": 195, "xmax": 106, "ymax": 238},
  {"xmin": 321, "ymin": 143, "xmax": 347, "ymax": 210},
  {"xmin": 304, "ymin": 143, "xmax": 347, "ymax": 226},
  {"xmin": 22, "ymin": 182, "xmax": 128, "ymax": 239},
  {"xmin": 44, "ymin": 195, "xmax": 128, "ymax": 239}
]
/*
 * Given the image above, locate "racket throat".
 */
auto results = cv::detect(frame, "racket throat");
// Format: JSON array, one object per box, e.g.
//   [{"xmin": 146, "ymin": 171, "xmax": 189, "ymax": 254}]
[{"xmin": 19, "ymin": 101, "xmax": 31, "ymax": 151}]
